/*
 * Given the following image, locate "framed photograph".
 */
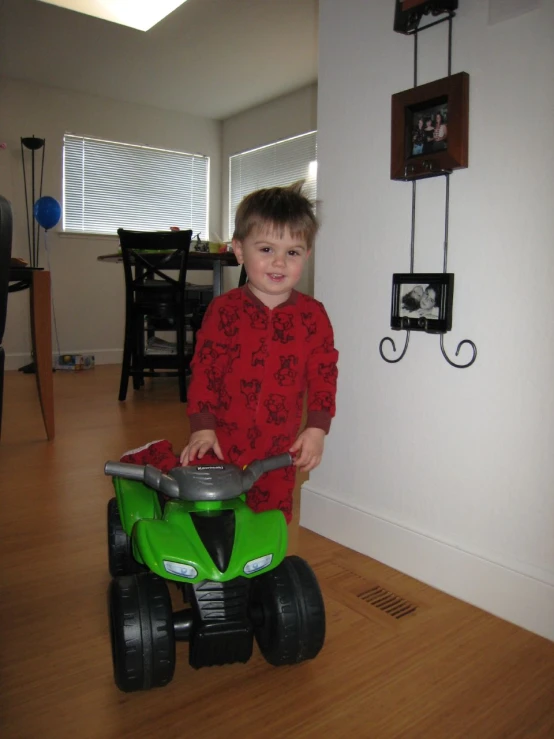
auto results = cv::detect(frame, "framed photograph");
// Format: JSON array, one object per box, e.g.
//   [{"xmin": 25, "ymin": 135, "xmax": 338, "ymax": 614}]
[
  {"xmin": 390, "ymin": 273, "xmax": 454, "ymax": 333},
  {"xmin": 391, "ymin": 72, "xmax": 469, "ymax": 181},
  {"xmin": 394, "ymin": 0, "xmax": 458, "ymax": 35}
]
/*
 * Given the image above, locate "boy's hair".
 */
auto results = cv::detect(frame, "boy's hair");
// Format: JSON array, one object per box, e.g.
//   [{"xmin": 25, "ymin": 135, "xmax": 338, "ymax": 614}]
[
  {"xmin": 401, "ymin": 293, "xmax": 420, "ymax": 312},
  {"xmin": 233, "ymin": 181, "xmax": 319, "ymax": 250}
]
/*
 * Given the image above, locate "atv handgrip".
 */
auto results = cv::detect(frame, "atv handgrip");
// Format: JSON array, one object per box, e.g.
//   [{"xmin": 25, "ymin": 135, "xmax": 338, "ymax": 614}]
[
  {"xmin": 104, "ymin": 462, "xmax": 179, "ymax": 498},
  {"xmin": 257, "ymin": 453, "xmax": 294, "ymax": 474},
  {"xmin": 104, "ymin": 461, "xmax": 145, "ymax": 480},
  {"xmin": 240, "ymin": 453, "xmax": 294, "ymax": 492}
]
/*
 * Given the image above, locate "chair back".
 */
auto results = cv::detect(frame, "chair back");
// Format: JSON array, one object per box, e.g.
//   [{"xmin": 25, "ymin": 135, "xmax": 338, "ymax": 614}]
[
  {"xmin": 0, "ymin": 196, "xmax": 13, "ymax": 344},
  {"xmin": 117, "ymin": 228, "xmax": 192, "ymax": 316}
]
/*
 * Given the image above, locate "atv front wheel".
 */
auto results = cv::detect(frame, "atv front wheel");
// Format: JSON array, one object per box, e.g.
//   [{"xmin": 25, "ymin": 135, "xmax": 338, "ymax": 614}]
[
  {"xmin": 107, "ymin": 498, "xmax": 144, "ymax": 577},
  {"xmin": 250, "ymin": 555, "xmax": 325, "ymax": 666},
  {"xmin": 109, "ymin": 573, "xmax": 176, "ymax": 692}
]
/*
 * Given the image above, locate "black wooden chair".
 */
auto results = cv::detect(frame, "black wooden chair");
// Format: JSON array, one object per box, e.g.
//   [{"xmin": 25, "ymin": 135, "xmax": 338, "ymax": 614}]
[
  {"xmin": 0, "ymin": 197, "xmax": 13, "ymax": 437},
  {"xmin": 117, "ymin": 228, "xmax": 193, "ymax": 403}
]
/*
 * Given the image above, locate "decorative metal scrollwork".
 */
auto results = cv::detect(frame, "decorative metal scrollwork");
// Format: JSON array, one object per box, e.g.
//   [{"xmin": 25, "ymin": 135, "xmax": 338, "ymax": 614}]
[
  {"xmin": 379, "ymin": 329, "xmax": 410, "ymax": 364},
  {"xmin": 440, "ymin": 335, "xmax": 477, "ymax": 369}
]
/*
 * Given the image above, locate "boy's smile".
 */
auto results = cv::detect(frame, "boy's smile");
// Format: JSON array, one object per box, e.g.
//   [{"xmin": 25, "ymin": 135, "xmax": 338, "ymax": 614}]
[{"xmin": 233, "ymin": 224, "xmax": 311, "ymax": 309}]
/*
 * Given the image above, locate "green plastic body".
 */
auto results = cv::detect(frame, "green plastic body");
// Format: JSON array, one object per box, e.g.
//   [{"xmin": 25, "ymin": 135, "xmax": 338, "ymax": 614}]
[{"xmin": 112, "ymin": 477, "xmax": 288, "ymax": 584}]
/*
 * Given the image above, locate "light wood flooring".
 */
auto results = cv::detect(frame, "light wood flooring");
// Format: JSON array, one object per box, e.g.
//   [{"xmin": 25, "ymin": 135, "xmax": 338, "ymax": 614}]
[{"xmin": 1, "ymin": 365, "xmax": 554, "ymax": 739}]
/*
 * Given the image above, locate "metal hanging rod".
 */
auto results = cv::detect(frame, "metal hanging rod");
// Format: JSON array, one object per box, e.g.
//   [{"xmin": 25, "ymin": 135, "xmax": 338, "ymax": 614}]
[
  {"xmin": 439, "ymin": 173, "xmax": 478, "ymax": 368},
  {"xmin": 379, "ymin": 9, "xmax": 476, "ymax": 369}
]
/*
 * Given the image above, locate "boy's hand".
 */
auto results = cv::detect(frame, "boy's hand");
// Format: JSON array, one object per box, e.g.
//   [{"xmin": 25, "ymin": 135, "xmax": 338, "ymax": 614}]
[
  {"xmin": 180, "ymin": 430, "xmax": 223, "ymax": 466},
  {"xmin": 289, "ymin": 428, "xmax": 326, "ymax": 473}
]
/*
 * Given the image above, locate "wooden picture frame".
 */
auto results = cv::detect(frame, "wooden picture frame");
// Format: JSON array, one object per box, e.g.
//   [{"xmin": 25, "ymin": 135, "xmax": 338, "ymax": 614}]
[
  {"xmin": 391, "ymin": 273, "xmax": 454, "ymax": 333},
  {"xmin": 390, "ymin": 72, "xmax": 469, "ymax": 181},
  {"xmin": 393, "ymin": 0, "xmax": 458, "ymax": 35}
]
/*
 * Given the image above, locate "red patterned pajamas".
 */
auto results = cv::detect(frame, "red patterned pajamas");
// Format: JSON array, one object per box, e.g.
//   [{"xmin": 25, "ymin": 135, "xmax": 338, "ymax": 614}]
[{"xmin": 186, "ymin": 285, "xmax": 338, "ymax": 522}]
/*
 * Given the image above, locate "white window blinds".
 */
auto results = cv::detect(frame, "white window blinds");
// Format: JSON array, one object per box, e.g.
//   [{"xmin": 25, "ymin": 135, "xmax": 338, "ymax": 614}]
[
  {"xmin": 63, "ymin": 134, "xmax": 209, "ymax": 236},
  {"xmin": 229, "ymin": 131, "xmax": 317, "ymax": 237}
]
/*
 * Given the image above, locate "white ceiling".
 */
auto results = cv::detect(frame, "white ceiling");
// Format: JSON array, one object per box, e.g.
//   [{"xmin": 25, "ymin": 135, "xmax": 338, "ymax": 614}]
[{"xmin": 0, "ymin": 0, "xmax": 318, "ymax": 120}]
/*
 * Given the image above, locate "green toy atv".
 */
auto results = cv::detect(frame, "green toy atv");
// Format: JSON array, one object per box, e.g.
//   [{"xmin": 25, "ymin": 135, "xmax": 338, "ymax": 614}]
[{"xmin": 105, "ymin": 453, "xmax": 326, "ymax": 692}]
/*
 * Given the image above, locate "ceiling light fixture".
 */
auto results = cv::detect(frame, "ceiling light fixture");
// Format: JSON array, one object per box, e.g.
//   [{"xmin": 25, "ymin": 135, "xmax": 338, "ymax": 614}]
[{"xmin": 37, "ymin": 0, "xmax": 189, "ymax": 32}]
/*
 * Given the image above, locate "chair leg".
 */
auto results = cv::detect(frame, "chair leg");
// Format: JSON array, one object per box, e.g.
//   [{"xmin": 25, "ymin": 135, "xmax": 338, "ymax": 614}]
[
  {"xmin": 119, "ymin": 316, "xmax": 133, "ymax": 401},
  {"xmin": 176, "ymin": 320, "xmax": 187, "ymax": 403},
  {"xmin": 0, "ymin": 347, "xmax": 4, "ymax": 439},
  {"xmin": 137, "ymin": 316, "xmax": 147, "ymax": 388},
  {"xmin": 131, "ymin": 317, "xmax": 144, "ymax": 391},
  {"xmin": 191, "ymin": 305, "xmax": 204, "ymax": 356},
  {"xmin": 238, "ymin": 266, "xmax": 248, "ymax": 287}
]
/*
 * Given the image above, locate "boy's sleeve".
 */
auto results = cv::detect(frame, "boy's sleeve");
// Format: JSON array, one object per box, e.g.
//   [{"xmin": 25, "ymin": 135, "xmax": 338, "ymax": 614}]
[
  {"xmin": 186, "ymin": 300, "xmax": 227, "ymax": 433},
  {"xmin": 305, "ymin": 304, "xmax": 339, "ymax": 434}
]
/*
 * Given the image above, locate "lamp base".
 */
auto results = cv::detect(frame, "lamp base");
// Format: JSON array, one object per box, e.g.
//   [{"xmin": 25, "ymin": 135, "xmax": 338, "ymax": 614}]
[
  {"xmin": 18, "ymin": 361, "xmax": 36, "ymax": 374},
  {"xmin": 18, "ymin": 361, "xmax": 56, "ymax": 374}
]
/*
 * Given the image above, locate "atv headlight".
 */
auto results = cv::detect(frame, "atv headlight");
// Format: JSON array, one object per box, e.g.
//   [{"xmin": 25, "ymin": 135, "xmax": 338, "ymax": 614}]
[
  {"xmin": 164, "ymin": 561, "xmax": 197, "ymax": 579},
  {"xmin": 244, "ymin": 554, "xmax": 273, "ymax": 575}
]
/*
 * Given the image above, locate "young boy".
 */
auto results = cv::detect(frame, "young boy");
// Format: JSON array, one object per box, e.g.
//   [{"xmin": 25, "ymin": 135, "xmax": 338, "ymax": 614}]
[{"xmin": 180, "ymin": 182, "xmax": 338, "ymax": 522}]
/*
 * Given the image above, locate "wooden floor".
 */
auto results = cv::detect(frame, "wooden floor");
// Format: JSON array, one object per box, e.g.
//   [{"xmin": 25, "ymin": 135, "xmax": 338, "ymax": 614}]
[{"xmin": 1, "ymin": 365, "xmax": 554, "ymax": 739}]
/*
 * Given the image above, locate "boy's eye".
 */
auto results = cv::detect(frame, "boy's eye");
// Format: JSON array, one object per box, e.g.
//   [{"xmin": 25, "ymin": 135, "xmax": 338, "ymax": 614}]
[
  {"xmin": 260, "ymin": 247, "xmax": 271, "ymax": 253},
  {"xmin": 288, "ymin": 250, "xmax": 300, "ymax": 257}
]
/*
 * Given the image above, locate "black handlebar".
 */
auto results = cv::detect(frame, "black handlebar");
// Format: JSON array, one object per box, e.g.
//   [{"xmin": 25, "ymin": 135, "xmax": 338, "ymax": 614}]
[{"xmin": 104, "ymin": 453, "xmax": 294, "ymax": 502}]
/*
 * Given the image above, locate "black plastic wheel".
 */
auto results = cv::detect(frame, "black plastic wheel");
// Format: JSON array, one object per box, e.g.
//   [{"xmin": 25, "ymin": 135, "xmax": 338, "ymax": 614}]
[
  {"xmin": 109, "ymin": 573, "xmax": 176, "ymax": 692},
  {"xmin": 107, "ymin": 497, "xmax": 144, "ymax": 577},
  {"xmin": 250, "ymin": 555, "xmax": 325, "ymax": 666}
]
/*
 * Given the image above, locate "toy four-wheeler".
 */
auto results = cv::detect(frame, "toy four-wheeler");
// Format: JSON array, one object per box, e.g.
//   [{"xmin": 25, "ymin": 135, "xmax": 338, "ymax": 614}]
[{"xmin": 105, "ymin": 453, "xmax": 325, "ymax": 692}]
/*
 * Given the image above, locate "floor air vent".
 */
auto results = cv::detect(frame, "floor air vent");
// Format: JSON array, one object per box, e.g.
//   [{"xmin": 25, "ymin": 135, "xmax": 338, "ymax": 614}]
[
  {"xmin": 318, "ymin": 559, "xmax": 422, "ymax": 627},
  {"xmin": 357, "ymin": 585, "xmax": 417, "ymax": 619}
]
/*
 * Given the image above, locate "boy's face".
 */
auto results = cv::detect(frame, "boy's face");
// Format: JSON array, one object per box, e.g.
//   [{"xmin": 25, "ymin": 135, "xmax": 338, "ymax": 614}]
[
  {"xmin": 233, "ymin": 223, "xmax": 311, "ymax": 309},
  {"xmin": 420, "ymin": 287, "xmax": 437, "ymax": 310}
]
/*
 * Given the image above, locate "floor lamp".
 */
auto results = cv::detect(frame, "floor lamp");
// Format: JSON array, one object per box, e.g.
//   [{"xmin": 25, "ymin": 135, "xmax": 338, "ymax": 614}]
[
  {"xmin": 21, "ymin": 135, "xmax": 46, "ymax": 268},
  {"xmin": 19, "ymin": 135, "xmax": 46, "ymax": 373}
]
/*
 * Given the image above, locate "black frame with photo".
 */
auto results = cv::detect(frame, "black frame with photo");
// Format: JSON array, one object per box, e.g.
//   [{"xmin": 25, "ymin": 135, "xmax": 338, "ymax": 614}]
[
  {"xmin": 393, "ymin": 0, "xmax": 458, "ymax": 35},
  {"xmin": 391, "ymin": 72, "xmax": 469, "ymax": 181},
  {"xmin": 391, "ymin": 273, "xmax": 454, "ymax": 333}
]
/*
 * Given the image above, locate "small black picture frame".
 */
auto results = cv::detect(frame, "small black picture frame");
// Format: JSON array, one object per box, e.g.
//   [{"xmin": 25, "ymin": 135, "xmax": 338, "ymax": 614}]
[
  {"xmin": 391, "ymin": 72, "xmax": 469, "ymax": 181},
  {"xmin": 391, "ymin": 273, "xmax": 454, "ymax": 333},
  {"xmin": 393, "ymin": 0, "xmax": 458, "ymax": 35}
]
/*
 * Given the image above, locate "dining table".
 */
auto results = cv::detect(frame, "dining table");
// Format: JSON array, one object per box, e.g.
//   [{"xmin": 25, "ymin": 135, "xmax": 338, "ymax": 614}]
[{"xmin": 97, "ymin": 250, "xmax": 239, "ymax": 297}]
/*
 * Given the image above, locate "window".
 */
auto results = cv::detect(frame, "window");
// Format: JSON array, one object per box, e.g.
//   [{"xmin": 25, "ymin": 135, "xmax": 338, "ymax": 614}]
[
  {"xmin": 229, "ymin": 131, "xmax": 317, "ymax": 237},
  {"xmin": 63, "ymin": 134, "xmax": 209, "ymax": 237}
]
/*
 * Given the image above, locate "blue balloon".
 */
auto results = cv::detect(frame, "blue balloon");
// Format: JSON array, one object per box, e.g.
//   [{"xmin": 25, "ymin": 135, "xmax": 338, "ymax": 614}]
[{"xmin": 34, "ymin": 196, "xmax": 61, "ymax": 230}]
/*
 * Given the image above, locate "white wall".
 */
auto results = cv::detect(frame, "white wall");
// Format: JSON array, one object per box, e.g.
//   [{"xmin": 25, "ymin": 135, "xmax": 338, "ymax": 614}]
[
  {"xmin": 221, "ymin": 84, "xmax": 318, "ymax": 294},
  {"xmin": 0, "ymin": 77, "xmax": 222, "ymax": 368},
  {"xmin": 303, "ymin": 0, "xmax": 554, "ymax": 641}
]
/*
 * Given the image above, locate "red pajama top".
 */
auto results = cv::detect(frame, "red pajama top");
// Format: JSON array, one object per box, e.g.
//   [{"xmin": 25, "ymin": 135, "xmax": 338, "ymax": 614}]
[{"xmin": 186, "ymin": 285, "xmax": 339, "ymax": 520}]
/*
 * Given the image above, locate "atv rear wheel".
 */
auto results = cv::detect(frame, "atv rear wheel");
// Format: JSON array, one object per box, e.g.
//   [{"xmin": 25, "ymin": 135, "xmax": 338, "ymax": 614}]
[
  {"xmin": 107, "ymin": 497, "xmax": 144, "ymax": 577},
  {"xmin": 109, "ymin": 573, "xmax": 176, "ymax": 692},
  {"xmin": 250, "ymin": 555, "xmax": 325, "ymax": 666}
]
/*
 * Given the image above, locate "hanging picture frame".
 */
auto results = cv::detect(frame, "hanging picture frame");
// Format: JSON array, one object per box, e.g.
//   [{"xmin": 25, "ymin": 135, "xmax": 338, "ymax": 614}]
[
  {"xmin": 390, "ymin": 71, "xmax": 469, "ymax": 181},
  {"xmin": 393, "ymin": 0, "xmax": 458, "ymax": 35},
  {"xmin": 390, "ymin": 273, "xmax": 454, "ymax": 333}
]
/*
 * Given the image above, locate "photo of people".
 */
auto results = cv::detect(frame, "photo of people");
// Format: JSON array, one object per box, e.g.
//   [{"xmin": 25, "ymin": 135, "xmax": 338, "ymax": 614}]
[
  {"xmin": 410, "ymin": 103, "xmax": 448, "ymax": 157},
  {"xmin": 399, "ymin": 282, "xmax": 441, "ymax": 320}
]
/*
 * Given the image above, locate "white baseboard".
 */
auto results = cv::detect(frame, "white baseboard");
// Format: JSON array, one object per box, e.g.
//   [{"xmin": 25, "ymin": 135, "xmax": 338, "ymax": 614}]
[
  {"xmin": 5, "ymin": 349, "xmax": 122, "ymax": 371},
  {"xmin": 301, "ymin": 484, "xmax": 554, "ymax": 643}
]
